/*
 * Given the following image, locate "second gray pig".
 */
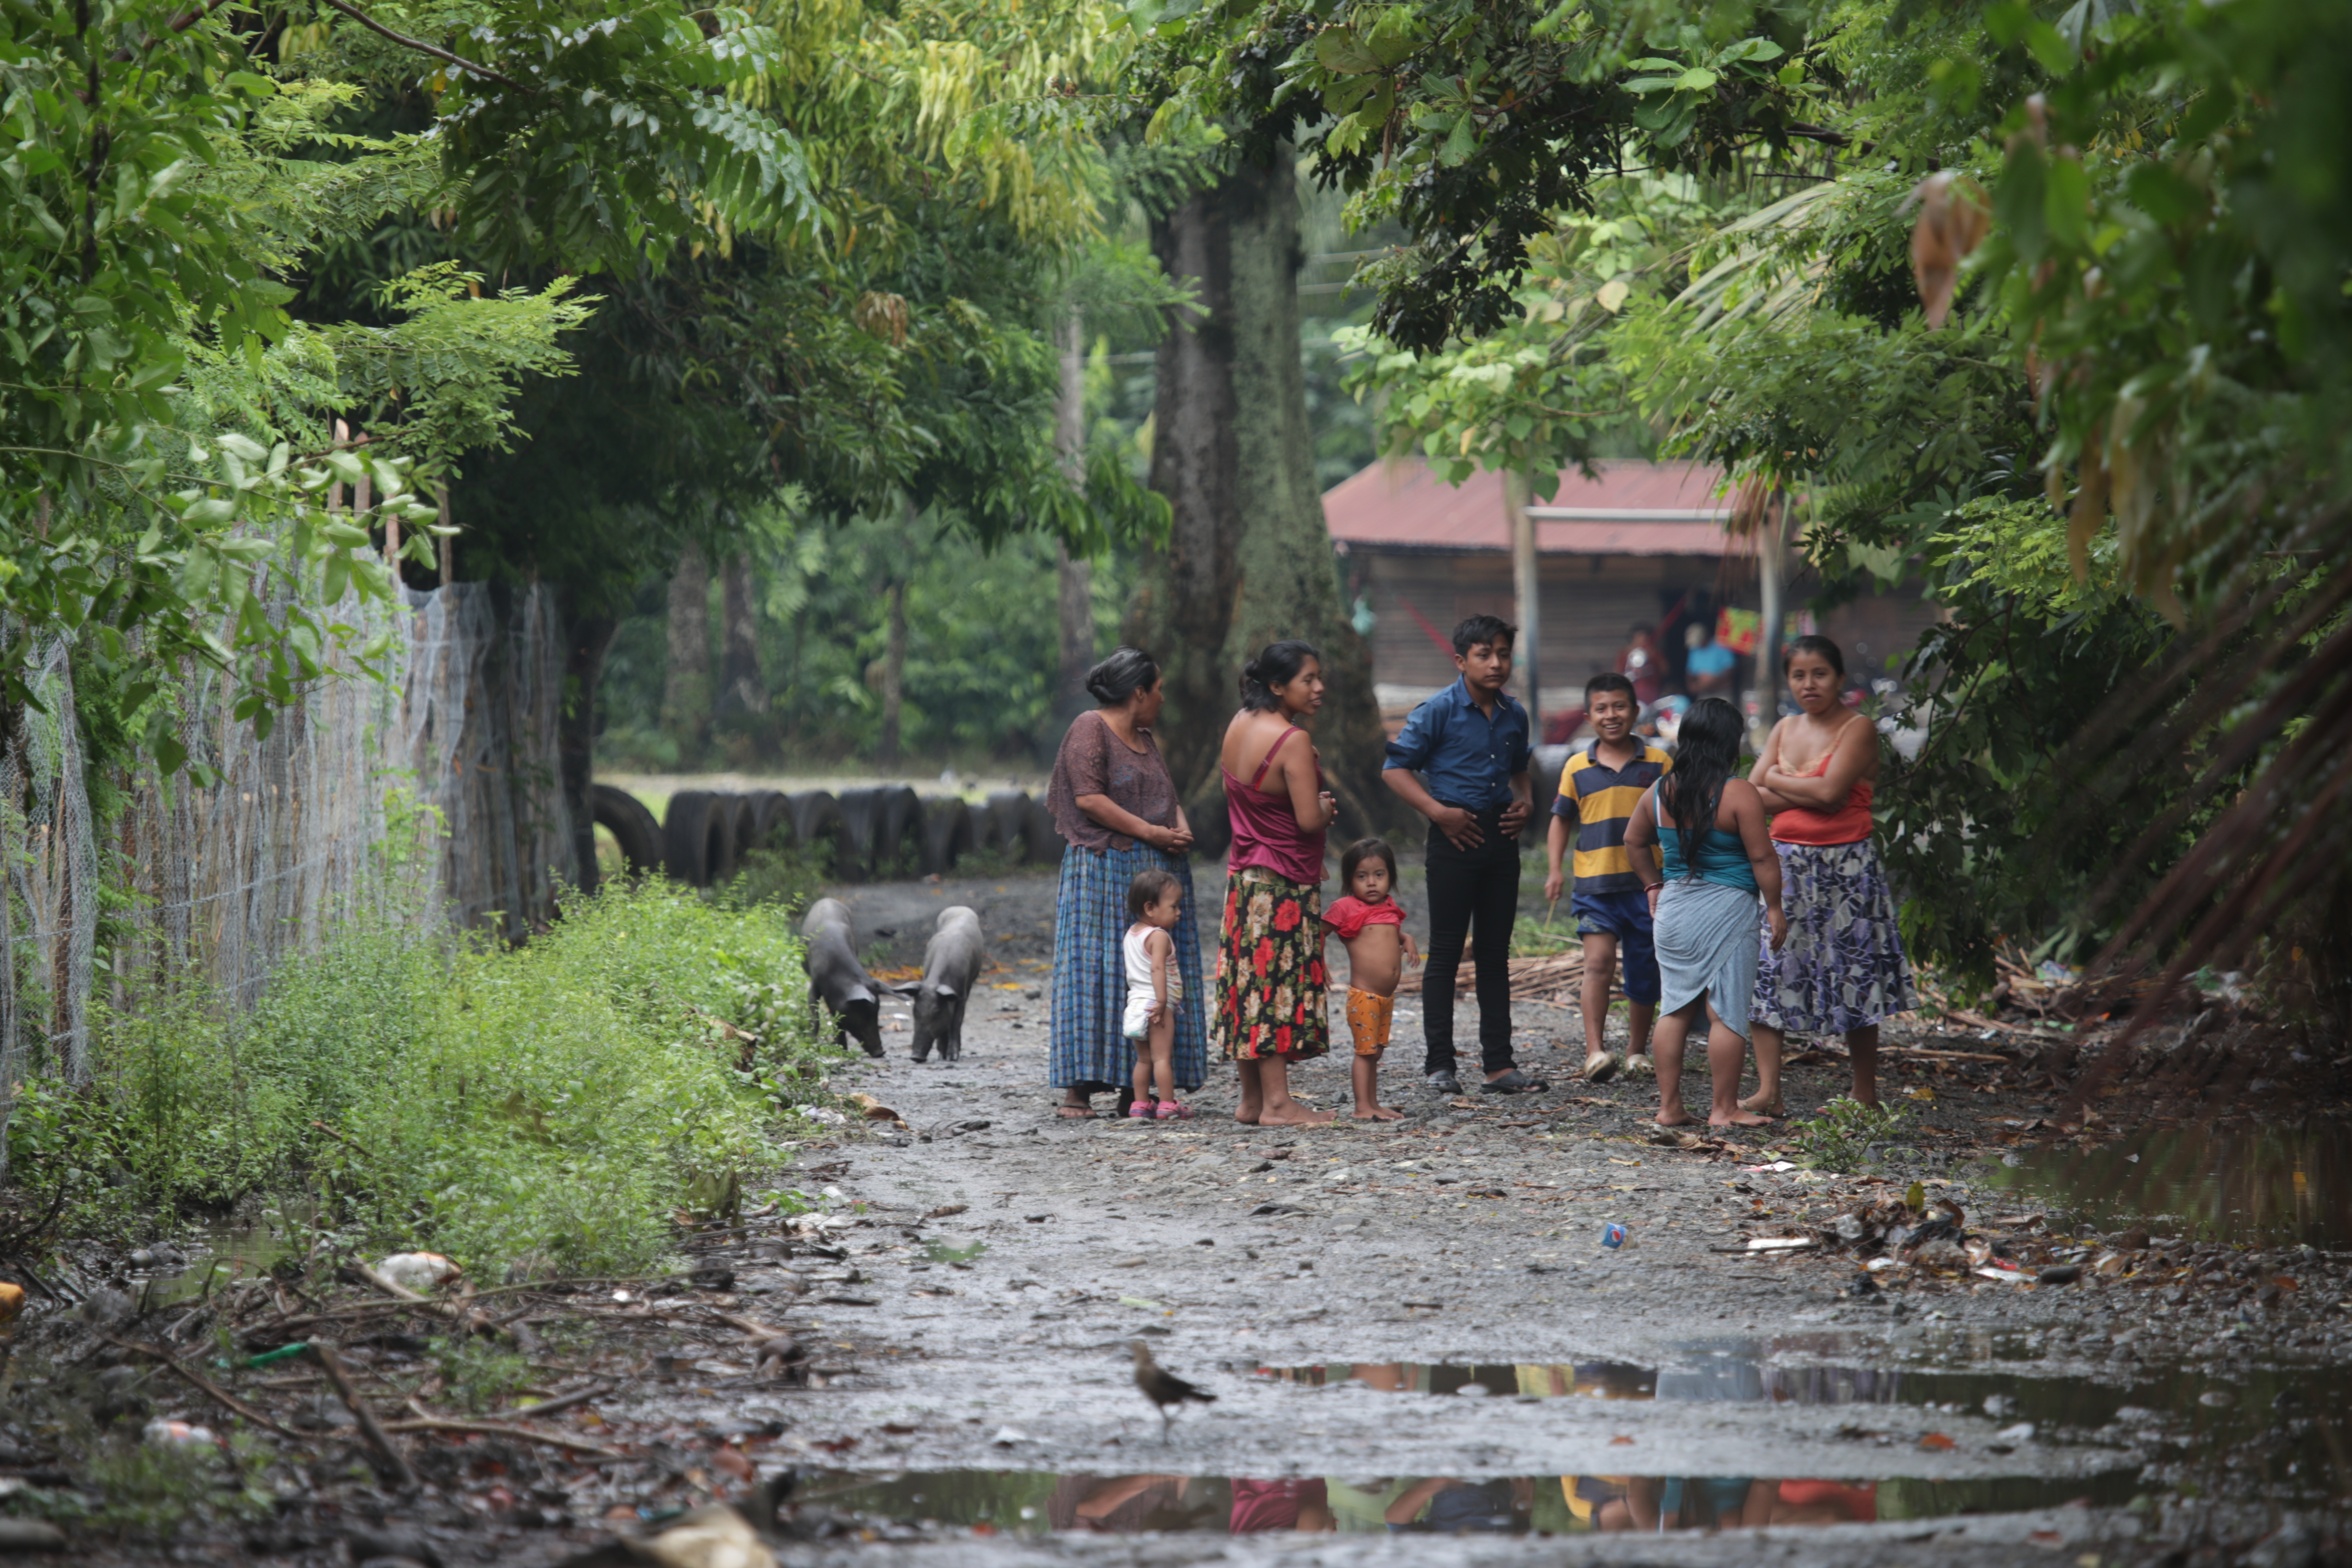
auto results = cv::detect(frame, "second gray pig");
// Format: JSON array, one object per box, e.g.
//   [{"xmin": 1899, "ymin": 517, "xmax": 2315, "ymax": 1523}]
[
  {"xmin": 800, "ymin": 897, "xmax": 883, "ymax": 1057},
  {"xmin": 895, "ymin": 905, "xmax": 985, "ymax": 1063}
]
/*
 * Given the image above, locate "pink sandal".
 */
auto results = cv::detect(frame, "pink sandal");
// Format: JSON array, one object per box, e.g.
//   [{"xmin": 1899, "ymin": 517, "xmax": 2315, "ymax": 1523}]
[
  {"xmin": 1155, "ymin": 1100, "xmax": 1191, "ymax": 1121},
  {"xmin": 1127, "ymin": 1100, "xmax": 1155, "ymax": 1119}
]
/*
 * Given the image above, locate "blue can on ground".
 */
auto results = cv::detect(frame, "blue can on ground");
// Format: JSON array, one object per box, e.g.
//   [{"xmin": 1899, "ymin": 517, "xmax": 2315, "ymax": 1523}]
[{"xmin": 1601, "ymin": 1222, "xmax": 1627, "ymax": 1249}]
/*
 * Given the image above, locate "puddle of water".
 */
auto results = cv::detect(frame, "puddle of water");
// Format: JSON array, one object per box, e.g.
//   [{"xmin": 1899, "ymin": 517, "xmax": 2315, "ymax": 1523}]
[
  {"xmin": 1256, "ymin": 1348, "xmax": 2352, "ymax": 1497},
  {"xmin": 1989, "ymin": 1121, "xmax": 2352, "ymax": 1246},
  {"xmin": 129, "ymin": 1223, "xmax": 291, "ymax": 1308},
  {"xmin": 794, "ymin": 1469, "xmax": 2139, "ymax": 1535}
]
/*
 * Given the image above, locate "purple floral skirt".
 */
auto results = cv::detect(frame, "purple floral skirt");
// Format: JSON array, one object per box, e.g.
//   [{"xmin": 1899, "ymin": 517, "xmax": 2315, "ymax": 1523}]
[{"xmin": 1751, "ymin": 838, "xmax": 1917, "ymax": 1035}]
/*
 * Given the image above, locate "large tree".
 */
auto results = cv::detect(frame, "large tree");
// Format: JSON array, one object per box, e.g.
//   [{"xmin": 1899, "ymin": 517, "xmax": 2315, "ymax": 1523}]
[{"xmin": 1126, "ymin": 147, "xmax": 1387, "ymax": 838}]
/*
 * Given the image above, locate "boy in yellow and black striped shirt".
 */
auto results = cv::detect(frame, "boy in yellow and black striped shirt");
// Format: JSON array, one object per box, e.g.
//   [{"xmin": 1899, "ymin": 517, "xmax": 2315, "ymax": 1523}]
[{"xmin": 1542, "ymin": 673, "xmax": 1671, "ymax": 1081}]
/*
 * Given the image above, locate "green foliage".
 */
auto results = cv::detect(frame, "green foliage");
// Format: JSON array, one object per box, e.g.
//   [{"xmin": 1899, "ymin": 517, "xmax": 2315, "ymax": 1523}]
[
  {"xmin": 19, "ymin": 880, "xmax": 838, "ymax": 1275},
  {"xmin": 432, "ymin": 1335, "xmax": 534, "ymax": 1413},
  {"xmin": 1146, "ymin": 0, "xmax": 1822, "ymax": 351},
  {"xmin": 74, "ymin": 1436, "xmax": 271, "ymax": 1539},
  {"xmin": 600, "ymin": 506, "xmax": 1136, "ymax": 766},
  {"xmin": 1787, "ymin": 1095, "xmax": 1912, "ymax": 1173}
]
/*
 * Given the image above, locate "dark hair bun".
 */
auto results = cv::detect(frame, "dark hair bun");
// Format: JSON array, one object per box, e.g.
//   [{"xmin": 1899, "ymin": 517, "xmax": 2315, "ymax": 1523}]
[
  {"xmin": 1086, "ymin": 647, "xmax": 1160, "ymax": 707},
  {"xmin": 1238, "ymin": 640, "xmax": 1320, "ymax": 711}
]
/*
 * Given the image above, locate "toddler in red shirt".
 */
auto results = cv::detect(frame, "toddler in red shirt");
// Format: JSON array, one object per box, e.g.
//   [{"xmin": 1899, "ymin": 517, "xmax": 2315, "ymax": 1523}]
[{"xmin": 1322, "ymin": 838, "xmax": 1419, "ymax": 1121}]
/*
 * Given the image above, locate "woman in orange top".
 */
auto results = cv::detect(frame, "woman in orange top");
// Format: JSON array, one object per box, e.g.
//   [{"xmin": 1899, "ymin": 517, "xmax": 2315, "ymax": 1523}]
[{"xmin": 1741, "ymin": 635, "xmax": 1916, "ymax": 1115}]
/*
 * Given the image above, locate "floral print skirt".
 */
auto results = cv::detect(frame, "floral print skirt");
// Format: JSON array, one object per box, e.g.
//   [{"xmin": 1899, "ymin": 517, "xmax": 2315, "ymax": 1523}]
[
  {"xmin": 1750, "ymin": 838, "xmax": 1918, "ymax": 1035},
  {"xmin": 1213, "ymin": 867, "xmax": 1329, "ymax": 1062}
]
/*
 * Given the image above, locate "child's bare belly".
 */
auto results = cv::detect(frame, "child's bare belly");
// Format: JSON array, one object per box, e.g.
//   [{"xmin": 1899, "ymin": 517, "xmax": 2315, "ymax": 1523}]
[{"xmin": 1344, "ymin": 930, "xmax": 1405, "ymax": 995}]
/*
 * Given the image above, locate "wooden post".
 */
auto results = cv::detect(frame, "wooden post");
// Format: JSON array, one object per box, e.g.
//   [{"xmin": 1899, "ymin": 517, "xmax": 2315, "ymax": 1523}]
[{"xmin": 1507, "ymin": 468, "xmax": 1540, "ymax": 729}]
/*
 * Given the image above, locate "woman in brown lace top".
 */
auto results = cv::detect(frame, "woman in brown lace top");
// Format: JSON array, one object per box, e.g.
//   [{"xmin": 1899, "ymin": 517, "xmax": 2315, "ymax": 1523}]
[{"xmin": 1045, "ymin": 648, "xmax": 1203, "ymax": 1118}]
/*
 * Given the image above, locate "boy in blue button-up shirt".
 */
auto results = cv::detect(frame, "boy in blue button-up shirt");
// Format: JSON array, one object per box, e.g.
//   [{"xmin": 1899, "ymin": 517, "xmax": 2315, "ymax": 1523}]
[{"xmin": 1381, "ymin": 615, "xmax": 1544, "ymax": 1096}]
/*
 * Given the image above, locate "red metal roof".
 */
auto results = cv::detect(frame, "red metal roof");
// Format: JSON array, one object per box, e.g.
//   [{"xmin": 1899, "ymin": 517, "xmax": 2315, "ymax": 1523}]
[{"xmin": 1323, "ymin": 456, "xmax": 1734, "ymax": 556}]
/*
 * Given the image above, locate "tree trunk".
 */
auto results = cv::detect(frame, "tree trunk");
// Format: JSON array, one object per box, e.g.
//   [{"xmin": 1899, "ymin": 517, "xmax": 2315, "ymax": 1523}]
[
  {"xmin": 1053, "ymin": 312, "xmax": 1095, "ymax": 730},
  {"xmin": 878, "ymin": 576, "xmax": 908, "ymax": 768},
  {"xmin": 664, "ymin": 542, "xmax": 711, "ymax": 757},
  {"xmin": 716, "ymin": 551, "xmax": 766, "ymax": 722},
  {"xmin": 1127, "ymin": 146, "xmax": 1393, "ymax": 839},
  {"xmin": 1507, "ymin": 469, "xmax": 1541, "ymax": 729},
  {"xmin": 1126, "ymin": 185, "xmax": 1239, "ymax": 802},
  {"xmin": 558, "ymin": 606, "xmax": 619, "ymax": 896}
]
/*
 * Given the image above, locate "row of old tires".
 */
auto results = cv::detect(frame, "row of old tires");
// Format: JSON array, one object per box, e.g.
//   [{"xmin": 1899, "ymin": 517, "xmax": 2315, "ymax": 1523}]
[{"xmin": 590, "ymin": 784, "xmax": 1063, "ymax": 888}]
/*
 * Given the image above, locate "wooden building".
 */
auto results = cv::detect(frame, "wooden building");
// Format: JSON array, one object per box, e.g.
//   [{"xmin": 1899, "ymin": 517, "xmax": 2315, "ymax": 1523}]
[{"xmin": 1324, "ymin": 456, "xmax": 1941, "ymax": 735}]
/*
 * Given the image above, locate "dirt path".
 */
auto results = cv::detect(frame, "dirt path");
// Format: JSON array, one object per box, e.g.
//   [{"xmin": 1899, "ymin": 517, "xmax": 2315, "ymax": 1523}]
[
  {"xmin": 697, "ymin": 865, "xmax": 2347, "ymax": 1563},
  {"xmin": 15, "ymin": 864, "xmax": 2346, "ymax": 1566}
]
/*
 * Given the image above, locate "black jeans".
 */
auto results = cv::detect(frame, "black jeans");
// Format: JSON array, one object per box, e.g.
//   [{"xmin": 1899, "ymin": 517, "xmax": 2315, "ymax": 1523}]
[{"xmin": 1422, "ymin": 806, "xmax": 1522, "ymax": 1077}]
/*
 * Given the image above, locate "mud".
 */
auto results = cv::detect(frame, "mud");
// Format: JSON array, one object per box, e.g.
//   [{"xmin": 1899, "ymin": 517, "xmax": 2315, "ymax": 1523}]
[{"xmin": 8, "ymin": 861, "xmax": 2352, "ymax": 1566}]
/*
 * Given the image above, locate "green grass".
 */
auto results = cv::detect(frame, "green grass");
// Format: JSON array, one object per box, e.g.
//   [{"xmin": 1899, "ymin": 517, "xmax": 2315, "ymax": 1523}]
[{"xmin": 8, "ymin": 875, "xmax": 842, "ymax": 1277}]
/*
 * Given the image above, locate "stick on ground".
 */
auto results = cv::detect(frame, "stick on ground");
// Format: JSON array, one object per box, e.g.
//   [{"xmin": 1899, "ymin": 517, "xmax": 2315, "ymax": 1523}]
[{"xmin": 311, "ymin": 1341, "xmax": 420, "ymax": 1490}]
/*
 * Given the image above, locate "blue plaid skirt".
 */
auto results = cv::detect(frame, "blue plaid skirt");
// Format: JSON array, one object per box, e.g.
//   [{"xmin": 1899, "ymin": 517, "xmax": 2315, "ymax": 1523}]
[{"xmin": 1049, "ymin": 842, "xmax": 1208, "ymax": 1092}]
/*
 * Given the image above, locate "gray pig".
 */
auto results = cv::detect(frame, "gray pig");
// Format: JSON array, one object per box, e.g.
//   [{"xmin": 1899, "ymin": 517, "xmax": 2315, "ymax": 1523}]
[
  {"xmin": 893, "ymin": 905, "xmax": 985, "ymax": 1063},
  {"xmin": 800, "ymin": 897, "xmax": 883, "ymax": 1057}
]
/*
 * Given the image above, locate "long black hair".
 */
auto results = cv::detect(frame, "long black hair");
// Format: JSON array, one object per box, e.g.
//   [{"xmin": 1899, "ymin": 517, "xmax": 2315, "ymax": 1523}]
[
  {"xmin": 1086, "ymin": 647, "xmax": 1161, "ymax": 707},
  {"xmin": 1239, "ymin": 640, "xmax": 1320, "ymax": 712},
  {"xmin": 1659, "ymin": 697, "xmax": 1744, "ymax": 878}
]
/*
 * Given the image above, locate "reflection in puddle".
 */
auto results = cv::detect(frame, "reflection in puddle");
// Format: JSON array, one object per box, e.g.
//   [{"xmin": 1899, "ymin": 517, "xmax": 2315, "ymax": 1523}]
[
  {"xmin": 1990, "ymin": 1122, "xmax": 2352, "ymax": 1246},
  {"xmin": 1254, "ymin": 1349, "xmax": 2352, "ymax": 1497},
  {"xmin": 799, "ymin": 1469, "xmax": 2137, "ymax": 1535}
]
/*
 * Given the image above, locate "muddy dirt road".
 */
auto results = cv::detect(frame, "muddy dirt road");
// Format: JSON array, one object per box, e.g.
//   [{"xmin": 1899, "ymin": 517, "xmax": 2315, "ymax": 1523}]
[
  {"xmin": 719, "ymin": 866, "xmax": 2350, "ymax": 1565},
  {"xmin": 12, "ymin": 864, "xmax": 2349, "ymax": 1567}
]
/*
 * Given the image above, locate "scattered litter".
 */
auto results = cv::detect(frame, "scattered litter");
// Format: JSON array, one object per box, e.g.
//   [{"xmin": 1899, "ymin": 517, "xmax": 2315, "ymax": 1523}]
[
  {"xmin": 2038, "ymin": 1265, "xmax": 2083, "ymax": 1286},
  {"xmin": 1864, "ymin": 1257, "xmax": 1906, "ymax": 1272},
  {"xmin": 991, "ymin": 1426, "xmax": 1031, "ymax": 1446},
  {"xmin": 1976, "ymin": 1266, "xmax": 2032, "ymax": 1285},
  {"xmin": 1601, "ymin": 1222, "xmax": 1627, "ymax": 1249},
  {"xmin": 1994, "ymin": 1422, "xmax": 2037, "ymax": 1444},
  {"xmin": 1918, "ymin": 1433, "xmax": 1955, "ymax": 1451},
  {"xmin": 1746, "ymin": 1237, "xmax": 1815, "ymax": 1252},
  {"xmin": 1743, "ymin": 1161, "xmax": 1799, "ymax": 1173},
  {"xmin": 144, "ymin": 1419, "xmax": 218, "ymax": 1447},
  {"xmin": 376, "ymin": 1252, "xmax": 461, "ymax": 1291},
  {"xmin": 628, "ymin": 1503, "xmax": 778, "ymax": 1568},
  {"xmin": 1118, "ymin": 1297, "xmax": 1165, "ymax": 1310},
  {"xmin": 0, "ymin": 1281, "xmax": 22, "ymax": 1322}
]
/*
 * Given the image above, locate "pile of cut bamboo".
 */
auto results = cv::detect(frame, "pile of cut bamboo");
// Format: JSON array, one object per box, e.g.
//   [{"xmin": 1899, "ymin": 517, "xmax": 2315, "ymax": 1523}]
[{"xmin": 1396, "ymin": 943, "xmax": 1614, "ymax": 1008}]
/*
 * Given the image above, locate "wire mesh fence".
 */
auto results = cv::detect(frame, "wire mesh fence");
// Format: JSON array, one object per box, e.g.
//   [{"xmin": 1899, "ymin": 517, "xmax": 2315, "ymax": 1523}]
[{"xmin": 0, "ymin": 580, "xmax": 570, "ymax": 1125}]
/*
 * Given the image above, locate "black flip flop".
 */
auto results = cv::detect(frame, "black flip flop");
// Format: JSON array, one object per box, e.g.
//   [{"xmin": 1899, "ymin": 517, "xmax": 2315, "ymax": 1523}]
[{"xmin": 1480, "ymin": 1068, "xmax": 1550, "ymax": 1094}]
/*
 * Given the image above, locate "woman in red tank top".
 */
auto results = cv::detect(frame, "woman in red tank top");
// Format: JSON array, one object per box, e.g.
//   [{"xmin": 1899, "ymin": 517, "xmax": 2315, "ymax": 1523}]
[
  {"xmin": 1213, "ymin": 640, "xmax": 1340, "ymax": 1127},
  {"xmin": 1741, "ymin": 635, "xmax": 1917, "ymax": 1116}
]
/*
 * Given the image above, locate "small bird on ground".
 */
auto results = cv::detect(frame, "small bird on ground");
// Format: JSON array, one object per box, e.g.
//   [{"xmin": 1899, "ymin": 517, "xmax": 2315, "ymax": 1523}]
[{"xmin": 1130, "ymin": 1338, "xmax": 1215, "ymax": 1441}]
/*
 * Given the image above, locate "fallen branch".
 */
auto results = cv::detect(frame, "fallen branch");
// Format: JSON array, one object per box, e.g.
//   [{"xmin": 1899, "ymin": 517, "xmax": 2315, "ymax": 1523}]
[
  {"xmin": 312, "ymin": 1341, "xmax": 420, "ymax": 1491},
  {"xmin": 505, "ymin": 1382, "xmax": 613, "ymax": 1420},
  {"xmin": 101, "ymin": 1335, "xmax": 303, "ymax": 1441},
  {"xmin": 392, "ymin": 1398, "xmax": 625, "ymax": 1459}
]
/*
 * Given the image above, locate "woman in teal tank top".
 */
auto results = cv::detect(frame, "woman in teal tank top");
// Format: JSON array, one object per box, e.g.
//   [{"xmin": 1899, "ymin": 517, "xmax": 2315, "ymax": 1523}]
[
  {"xmin": 1658, "ymin": 810, "xmax": 1759, "ymax": 891},
  {"xmin": 1622, "ymin": 698, "xmax": 1787, "ymax": 1128}
]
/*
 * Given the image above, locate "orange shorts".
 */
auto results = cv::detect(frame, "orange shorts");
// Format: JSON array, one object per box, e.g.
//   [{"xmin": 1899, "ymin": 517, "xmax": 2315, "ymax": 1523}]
[{"xmin": 1345, "ymin": 988, "xmax": 1394, "ymax": 1056}]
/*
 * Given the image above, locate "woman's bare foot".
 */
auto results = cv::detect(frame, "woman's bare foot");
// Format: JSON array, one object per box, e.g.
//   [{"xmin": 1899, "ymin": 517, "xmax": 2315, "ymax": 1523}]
[
  {"xmin": 1351, "ymin": 1104, "xmax": 1406, "ymax": 1121},
  {"xmin": 1738, "ymin": 1091, "xmax": 1783, "ymax": 1117},
  {"xmin": 1261, "ymin": 1104, "xmax": 1336, "ymax": 1127},
  {"xmin": 1712, "ymin": 1109, "xmax": 1774, "ymax": 1127},
  {"xmin": 1056, "ymin": 1104, "xmax": 1095, "ymax": 1119},
  {"xmin": 1654, "ymin": 1109, "xmax": 1697, "ymax": 1127}
]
